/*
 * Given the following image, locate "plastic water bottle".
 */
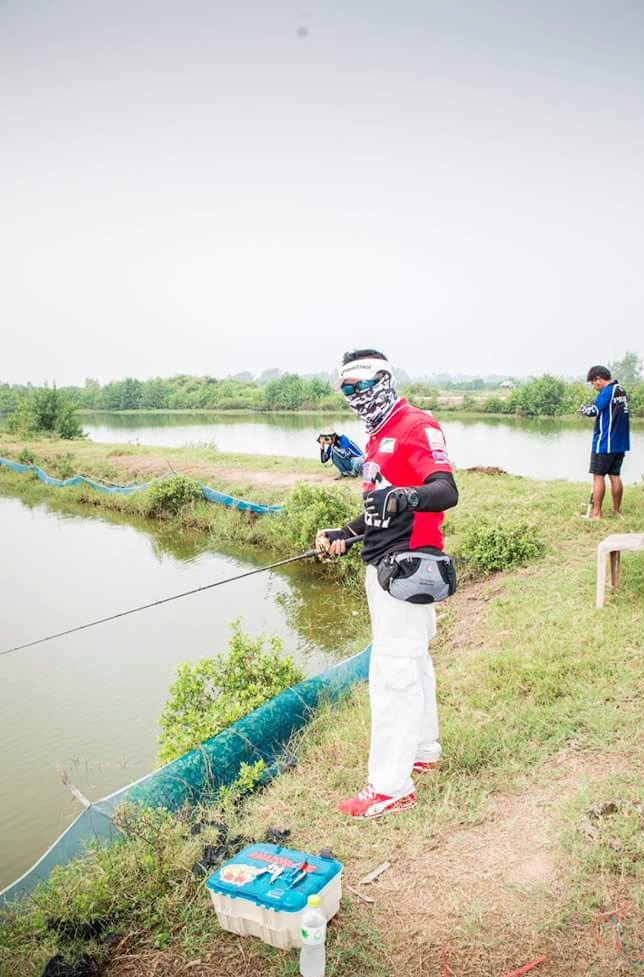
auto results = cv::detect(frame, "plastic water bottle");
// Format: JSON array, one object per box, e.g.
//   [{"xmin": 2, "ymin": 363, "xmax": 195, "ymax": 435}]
[{"xmin": 299, "ymin": 893, "xmax": 326, "ymax": 977}]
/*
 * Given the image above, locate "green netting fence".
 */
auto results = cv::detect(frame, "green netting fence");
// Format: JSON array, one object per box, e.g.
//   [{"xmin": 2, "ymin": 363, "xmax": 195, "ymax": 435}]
[
  {"xmin": 0, "ymin": 645, "xmax": 370, "ymax": 907},
  {"xmin": 0, "ymin": 457, "xmax": 283, "ymax": 514}
]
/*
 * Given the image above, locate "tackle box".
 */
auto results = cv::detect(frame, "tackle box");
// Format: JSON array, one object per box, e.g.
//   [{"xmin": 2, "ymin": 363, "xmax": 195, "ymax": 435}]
[{"xmin": 205, "ymin": 842, "xmax": 342, "ymax": 949}]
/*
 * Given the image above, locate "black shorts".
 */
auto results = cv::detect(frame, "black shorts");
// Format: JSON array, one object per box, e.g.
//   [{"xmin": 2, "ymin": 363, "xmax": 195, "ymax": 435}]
[{"xmin": 589, "ymin": 452, "xmax": 625, "ymax": 476}]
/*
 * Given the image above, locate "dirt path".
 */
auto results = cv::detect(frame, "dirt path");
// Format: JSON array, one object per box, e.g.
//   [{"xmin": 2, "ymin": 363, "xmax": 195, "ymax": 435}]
[
  {"xmin": 105, "ymin": 454, "xmax": 333, "ymax": 493},
  {"xmin": 372, "ymin": 752, "xmax": 634, "ymax": 977},
  {"xmin": 0, "ymin": 436, "xmax": 342, "ymax": 495}
]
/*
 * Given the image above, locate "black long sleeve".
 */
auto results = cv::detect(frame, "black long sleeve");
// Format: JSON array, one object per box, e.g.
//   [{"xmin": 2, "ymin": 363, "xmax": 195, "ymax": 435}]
[
  {"xmin": 345, "ymin": 513, "xmax": 366, "ymax": 537},
  {"xmin": 416, "ymin": 472, "xmax": 458, "ymax": 512}
]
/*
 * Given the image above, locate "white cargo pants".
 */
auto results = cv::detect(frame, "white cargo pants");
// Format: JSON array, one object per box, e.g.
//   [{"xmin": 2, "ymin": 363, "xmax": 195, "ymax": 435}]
[{"xmin": 365, "ymin": 564, "xmax": 441, "ymax": 799}]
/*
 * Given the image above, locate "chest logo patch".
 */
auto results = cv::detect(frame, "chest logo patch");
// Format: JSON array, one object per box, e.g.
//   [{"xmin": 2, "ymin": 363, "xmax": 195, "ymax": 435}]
[
  {"xmin": 379, "ymin": 437, "xmax": 396, "ymax": 453},
  {"xmin": 425, "ymin": 427, "xmax": 445, "ymax": 450}
]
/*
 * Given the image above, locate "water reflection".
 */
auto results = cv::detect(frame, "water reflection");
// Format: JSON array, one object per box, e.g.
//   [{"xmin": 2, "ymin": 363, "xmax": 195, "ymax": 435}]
[
  {"xmin": 0, "ymin": 489, "xmax": 363, "ymax": 888},
  {"xmin": 80, "ymin": 410, "xmax": 644, "ymax": 482}
]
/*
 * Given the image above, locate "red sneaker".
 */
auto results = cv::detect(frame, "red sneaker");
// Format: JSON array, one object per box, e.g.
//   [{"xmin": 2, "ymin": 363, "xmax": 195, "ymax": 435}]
[
  {"xmin": 337, "ymin": 783, "xmax": 417, "ymax": 819},
  {"xmin": 412, "ymin": 760, "xmax": 440, "ymax": 776}
]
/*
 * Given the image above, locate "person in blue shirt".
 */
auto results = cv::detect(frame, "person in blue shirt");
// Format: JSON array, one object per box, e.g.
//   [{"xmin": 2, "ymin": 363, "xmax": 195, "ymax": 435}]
[
  {"xmin": 579, "ymin": 365, "xmax": 630, "ymax": 519},
  {"xmin": 317, "ymin": 432, "xmax": 364, "ymax": 478}
]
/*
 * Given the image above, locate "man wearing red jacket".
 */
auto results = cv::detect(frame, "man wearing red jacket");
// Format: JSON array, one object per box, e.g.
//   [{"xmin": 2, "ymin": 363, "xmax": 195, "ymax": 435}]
[{"xmin": 316, "ymin": 349, "xmax": 458, "ymax": 819}]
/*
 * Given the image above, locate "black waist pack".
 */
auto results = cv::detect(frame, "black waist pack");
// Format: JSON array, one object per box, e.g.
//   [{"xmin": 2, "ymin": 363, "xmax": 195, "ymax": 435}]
[{"xmin": 376, "ymin": 550, "xmax": 457, "ymax": 604}]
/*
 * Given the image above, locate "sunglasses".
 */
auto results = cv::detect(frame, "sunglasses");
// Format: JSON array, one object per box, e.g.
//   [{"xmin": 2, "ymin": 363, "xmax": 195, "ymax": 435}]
[{"xmin": 340, "ymin": 378, "xmax": 379, "ymax": 396}]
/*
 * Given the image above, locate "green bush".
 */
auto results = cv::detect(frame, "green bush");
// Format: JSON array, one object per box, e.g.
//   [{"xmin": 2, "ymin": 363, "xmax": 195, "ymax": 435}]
[
  {"xmin": 55, "ymin": 401, "xmax": 85, "ymax": 439},
  {"xmin": 481, "ymin": 395, "xmax": 512, "ymax": 414},
  {"xmin": 141, "ymin": 475, "xmax": 203, "ymax": 518},
  {"xmin": 267, "ymin": 481, "xmax": 361, "ymax": 550},
  {"xmin": 217, "ymin": 759, "xmax": 267, "ymax": 819},
  {"xmin": 628, "ymin": 383, "xmax": 644, "ymax": 417},
  {"xmin": 157, "ymin": 620, "xmax": 303, "ymax": 764},
  {"xmin": 7, "ymin": 386, "xmax": 84, "ymax": 439},
  {"xmin": 509, "ymin": 375, "xmax": 568, "ymax": 416},
  {"xmin": 55, "ymin": 452, "xmax": 77, "ymax": 479},
  {"xmin": 457, "ymin": 519, "xmax": 545, "ymax": 575},
  {"xmin": 7, "ymin": 396, "xmax": 37, "ymax": 435},
  {"xmin": 0, "ymin": 804, "xmax": 200, "ymax": 971},
  {"xmin": 17, "ymin": 448, "xmax": 35, "ymax": 465},
  {"xmin": 263, "ymin": 481, "xmax": 364, "ymax": 583}
]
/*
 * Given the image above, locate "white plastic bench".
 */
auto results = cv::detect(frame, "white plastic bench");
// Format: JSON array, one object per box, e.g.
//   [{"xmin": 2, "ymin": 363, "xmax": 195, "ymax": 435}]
[{"xmin": 596, "ymin": 533, "xmax": 644, "ymax": 608}]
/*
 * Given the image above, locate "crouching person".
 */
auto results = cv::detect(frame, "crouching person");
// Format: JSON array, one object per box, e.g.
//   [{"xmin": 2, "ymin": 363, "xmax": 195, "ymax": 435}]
[
  {"xmin": 316, "ymin": 349, "xmax": 458, "ymax": 819},
  {"xmin": 317, "ymin": 431, "xmax": 364, "ymax": 478}
]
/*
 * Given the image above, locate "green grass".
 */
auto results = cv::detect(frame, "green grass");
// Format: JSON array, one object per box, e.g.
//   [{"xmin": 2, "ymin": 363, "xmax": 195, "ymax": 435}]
[
  {"xmin": 254, "ymin": 897, "xmax": 393, "ymax": 977},
  {"xmin": 0, "ymin": 806, "xmax": 224, "ymax": 976},
  {"xmin": 242, "ymin": 476, "xmax": 644, "ymax": 969},
  {"xmin": 0, "ymin": 432, "xmax": 321, "ymax": 497},
  {"xmin": 559, "ymin": 773, "xmax": 644, "ymax": 919},
  {"xmin": 0, "ymin": 451, "xmax": 642, "ymax": 975}
]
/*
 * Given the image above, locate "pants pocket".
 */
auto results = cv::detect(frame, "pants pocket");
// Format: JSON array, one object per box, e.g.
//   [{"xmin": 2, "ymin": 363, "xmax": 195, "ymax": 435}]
[{"xmin": 379, "ymin": 657, "xmax": 419, "ymax": 692}]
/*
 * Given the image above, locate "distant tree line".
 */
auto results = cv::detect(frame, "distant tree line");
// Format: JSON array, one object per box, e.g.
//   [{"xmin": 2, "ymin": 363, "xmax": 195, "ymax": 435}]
[
  {"xmin": 406, "ymin": 352, "xmax": 644, "ymax": 417},
  {"xmin": 409, "ymin": 375, "xmax": 644, "ymax": 417},
  {"xmin": 0, "ymin": 374, "xmax": 347, "ymax": 415},
  {"xmin": 1, "ymin": 352, "xmax": 642, "ymax": 420}
]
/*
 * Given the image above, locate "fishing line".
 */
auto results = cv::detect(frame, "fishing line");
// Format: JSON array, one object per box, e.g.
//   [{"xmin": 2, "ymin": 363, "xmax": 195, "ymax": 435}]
[{"xmin": 0, "ymin": 536, "xmax": 363, "ymax": 658}]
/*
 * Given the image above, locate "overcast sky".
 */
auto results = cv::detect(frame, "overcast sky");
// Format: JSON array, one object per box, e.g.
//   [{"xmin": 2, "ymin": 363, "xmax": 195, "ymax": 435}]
[{"xmin": 2, "ymin": 1, "xmax": 643, "ymax": 385}]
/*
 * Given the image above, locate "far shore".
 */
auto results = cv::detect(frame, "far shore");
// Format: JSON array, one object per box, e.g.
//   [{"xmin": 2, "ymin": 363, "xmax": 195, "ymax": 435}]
[{"xmin": 75, "ymin": 407, "xmax": 644, "ymax": 424}]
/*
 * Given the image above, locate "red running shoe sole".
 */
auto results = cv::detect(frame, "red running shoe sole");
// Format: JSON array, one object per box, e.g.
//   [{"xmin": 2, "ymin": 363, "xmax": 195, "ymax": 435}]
[{"xmin": 352, "ymin": 793, "xmax": 417, "ymax": 820}]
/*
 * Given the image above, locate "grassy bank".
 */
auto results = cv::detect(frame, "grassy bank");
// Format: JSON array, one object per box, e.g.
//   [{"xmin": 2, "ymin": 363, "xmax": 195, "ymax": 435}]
[
  {"xmin": 0, "ymin": 432, "xmax": 322, "ymax": 502},
  {"xmin": 75, "ymin": 408, "xmax": 353, "ymax": 417},
  {"xmin": 0, "ymin": 435, "xmax": 368, "ymax": 595},
  {"xmin": 0, "ymin": 461, "xmax": 642, "ymax": 976},
  {"xmin": 67, "ymin": 406, "xmax": 644, "ymax": 423}
]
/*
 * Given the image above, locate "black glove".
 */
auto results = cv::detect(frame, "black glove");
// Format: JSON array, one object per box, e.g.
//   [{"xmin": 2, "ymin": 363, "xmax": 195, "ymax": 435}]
[
  {"xmin": 363, "ymin": 486, "xmax": 419, "ymax": 526},
  {"xmin": 315, "ymin": 526, "xmax": 352, "ymax": 557}
]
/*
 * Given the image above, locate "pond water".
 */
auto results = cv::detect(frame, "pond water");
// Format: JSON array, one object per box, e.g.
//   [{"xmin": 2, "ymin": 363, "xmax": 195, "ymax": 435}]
[
  {"xmin": 0, "ymin": 491, "xmax": 363, "ymax": 890},
  {"xmin": 80, "ymin": 411, "xmax": 644, "ymax": 484}
]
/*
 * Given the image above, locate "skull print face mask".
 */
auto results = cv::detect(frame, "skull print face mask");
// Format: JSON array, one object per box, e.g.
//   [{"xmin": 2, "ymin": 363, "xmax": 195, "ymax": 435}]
[{"xmin": 344, "ymin": 371, "xmax": 398, "ymax": 434}]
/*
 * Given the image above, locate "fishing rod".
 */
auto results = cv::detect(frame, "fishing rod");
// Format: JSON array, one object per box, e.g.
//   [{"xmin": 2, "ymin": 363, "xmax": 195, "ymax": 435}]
[{"xmin": 0, "ymin": 535, "xmax": 364, "ymax": 658}]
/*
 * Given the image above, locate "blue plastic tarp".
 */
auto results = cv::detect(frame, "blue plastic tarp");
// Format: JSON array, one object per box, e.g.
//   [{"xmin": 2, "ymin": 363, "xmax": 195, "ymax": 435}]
[{"xmin": 0, "ymin": 457, "xmax": 283, "ymax": 514}]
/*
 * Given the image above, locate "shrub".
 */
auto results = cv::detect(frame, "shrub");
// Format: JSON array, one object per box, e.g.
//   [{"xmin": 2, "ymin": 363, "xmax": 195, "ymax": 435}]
[
  {"xmin": 628, "ymin": 383, "xmax": 644, "ymax": 417},
  {"xmin": 217, "ymin": 759, "xmax": 267, "ymax": 819},
  {"xmin": 7, "ymin": 387, "xmax": 84, "ymax": 438},
  {"xmin": 267, "ymin": 481, "xmax": 361, "ymax": 551},
  {"xmin": 55, "ymin": 452, "xmax": 77, "ymax": 479},
  {"xmin": 7, "ymin": 396, "xmax": 37, "ymax": 435},
  {"xmin": 481, "ymin": 396, "xmax": 506, "ymax": 414},
  {"xmin": 157, "ymin": 620, "xmax": 303, "ymax": 764},
  {"xmin": 263, "ymin": 481, "xmax": 364, "ymax": 583},
  {"xmin": 457, "ymin": 519, "xmax": 545, "ymax": 575},
  {"xmin": 510, "ymin": 375, "xmax": 568, "ymax": 416},
  {"xmin": 55, "ymin": 401, "xmax": 85, "ymax": 439},
  {"xmin": 141, "ymin": 475, "xmax": 203, "ymax": 518},
  {"xmin": 17, "ymin": 448, "xmax": 35, "ymax": 465}
]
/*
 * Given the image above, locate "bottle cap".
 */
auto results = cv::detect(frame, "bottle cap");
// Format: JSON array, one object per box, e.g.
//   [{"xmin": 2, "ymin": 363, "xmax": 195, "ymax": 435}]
[{"xmin": 307, "ymin": 894, "xmax": 320, "ymax": 908}]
